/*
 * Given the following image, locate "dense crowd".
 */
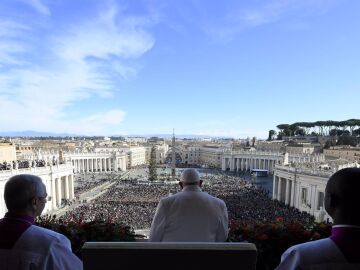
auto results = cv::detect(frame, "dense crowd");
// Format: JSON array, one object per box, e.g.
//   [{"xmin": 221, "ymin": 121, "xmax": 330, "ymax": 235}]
[
  {"xmin": 74, "ymin": 178, "xmax": 109, "ymax": 196},
  {"xmin": 62, "ymin": 170, "xmax": 314, "ymax": 230},
  {"xmin": 0, "ymin": 160, "xmax": 46, "ymax": 170},
  {"xmin": 204, "ymin": 175, "xmax": 314, "ymax": 225}
]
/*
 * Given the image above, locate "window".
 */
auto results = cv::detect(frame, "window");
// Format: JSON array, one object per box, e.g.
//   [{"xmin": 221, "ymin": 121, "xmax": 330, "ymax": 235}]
[
  {"xmin": 301, "ymin": 188, "xmax": 308, "ymax": 205},
  {"xmin": 317, "ymin": 192, "xmax": 324, "ymax": 210}
]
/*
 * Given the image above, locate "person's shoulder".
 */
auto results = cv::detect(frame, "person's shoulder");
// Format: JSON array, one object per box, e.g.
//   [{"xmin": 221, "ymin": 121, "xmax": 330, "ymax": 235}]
[
  {"xmin": 159, "ymin": 192, "xmax": 178, "ymax": 204},
  {"xmin": 284, "ymin": 238, "xmax": 331, "ymax": 256},
  {"xmin": 291, "ymin": 238, "xmax": 332, "ymax": 251},
  {"xmin": 28, "ymin": 225, "xmax": 69, "ymax": 243},
  {"xmin": 202, "ymin": 192, "xmax": 226, "ymax": 205},
  {"xmin": 281, "ymin": 238, "xmax": 341, "ymax": 266}
]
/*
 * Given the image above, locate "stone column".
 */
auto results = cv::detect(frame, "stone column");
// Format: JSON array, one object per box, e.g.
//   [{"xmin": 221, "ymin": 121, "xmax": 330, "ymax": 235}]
[
  {"xmin": 114, "ymin": 158, "xmax": 118, "ymax": 172},
  {"xmin": 221, "ymin": 158, "xmax": 226, "ymax": 171},
  {"xmin": 51, "ymin": 176, "xmax": 57, "ymax": 209},
  {"xmin": 290, "ymin": 179, "xmax": 295, "ymax": 207},
  {"xmin": 56, "ymin": 178, "xmax": 62, "ymax": 206},
  {"xmin": 273, "ymin": 175, "xmax": 278, "ymax": 200},
  {"xmin": 109, "ymin": 158, "xmax": 112, "ymax": 171},
  {"xmin": 285, "ymin": 179, "xmax": 290, "ymax": 205},
  {"xmin": 277, "ymin": 178, "xmax": 282, "ymax": 202},
  {"xmin": 100, "ymin": 158, "xmax": 103, "ymax": 172},
  {"xmin": 64, "ymin": 175, "xmax": 70, "ymax": 199},
  {"xmin": 230, "ymin": 158, "xmax": 235, "ymax": 171},
  {"xmin": 69, "ymin": 175, "xmax": 74, "ymax": 200}
]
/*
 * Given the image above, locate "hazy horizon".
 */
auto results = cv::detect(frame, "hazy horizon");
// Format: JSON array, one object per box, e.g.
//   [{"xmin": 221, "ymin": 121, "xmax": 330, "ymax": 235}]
[{"xmin": 1, "ymin": 0, "xmax": 359, "ymax": 138}]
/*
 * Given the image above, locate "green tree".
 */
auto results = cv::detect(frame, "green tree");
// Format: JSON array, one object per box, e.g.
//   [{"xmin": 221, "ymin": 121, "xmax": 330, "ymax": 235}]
[
  {"xmin": 277, "ymin": 124, "xmax": 291, "ymax": 136},
  {"xmin": 148, "ymin": 146, "xmax": 157, "ymax": 181},
  {"xmin": 324, "ymin": 140, "xmax": 336, "ymax": 149},
  {"xmin": 353, "ymin": 128, "xmax": 360, "ymax": 136},
  {"xmin": 295, "ymin": 128, "xmax": 305, "ymax": 136},
  {"xmin": 329, "ymin": 129, "xmax": 338, "ymax": 137},
  {"xmin": 337, "ymin": 135, "xmax": 358, "ymax": 146},
  {"xmin": 268, "ymin": 130, "xmax": 276, "ymax": 141}
]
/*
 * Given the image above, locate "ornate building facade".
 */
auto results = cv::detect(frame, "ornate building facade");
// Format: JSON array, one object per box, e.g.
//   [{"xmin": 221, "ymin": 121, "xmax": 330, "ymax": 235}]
[{"xmin": 0, "ymin": 163, "xmax": 74, "ymax": 217}]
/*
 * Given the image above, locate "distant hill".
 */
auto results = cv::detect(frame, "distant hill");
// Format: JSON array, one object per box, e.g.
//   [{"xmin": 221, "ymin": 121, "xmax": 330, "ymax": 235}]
[
  {"xmin": 0, "ymin": 131, "xmax": 227, "ymax": 139},
  {"xmin": 0, "ymin": 130, "xmax": 81, "ymax": 137}
]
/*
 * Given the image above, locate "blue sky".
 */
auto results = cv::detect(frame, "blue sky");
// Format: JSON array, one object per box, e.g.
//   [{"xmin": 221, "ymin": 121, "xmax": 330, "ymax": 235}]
[{"xmin": 0, "ymin": 0, "xmax": 359, "ymax": 138}]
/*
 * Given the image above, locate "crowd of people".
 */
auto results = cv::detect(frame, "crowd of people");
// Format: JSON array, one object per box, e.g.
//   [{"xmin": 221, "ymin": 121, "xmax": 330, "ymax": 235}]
[
  {"xmin": 0, "ymin": 160, "xmax": 47, "ymax": 170},
  {"xmin": 62, "ymin": 170, "xmax": 314, "ymax": 230},
  {"xmin": 204, "ymin": 175, "xmax": 314, "ymax": 225},
  {"xmin": 74, "ymin": 177, "xmax": 109, "ymax": 196}
]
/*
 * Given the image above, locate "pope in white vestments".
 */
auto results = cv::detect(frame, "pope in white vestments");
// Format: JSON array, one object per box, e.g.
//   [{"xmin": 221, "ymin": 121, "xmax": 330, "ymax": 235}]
[{"xmin": 149, "ymin": 169, "xmax": 228, "ymax": 242}]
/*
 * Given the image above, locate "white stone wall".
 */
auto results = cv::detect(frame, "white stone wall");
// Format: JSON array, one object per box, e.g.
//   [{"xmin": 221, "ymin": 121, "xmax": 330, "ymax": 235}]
[
  {"xmin": 180, "ymin": 147, "xmax": 222, "ymax": 167},
  {"xmin": 0, "ymin": 164, "xmax": 74, "ymax": 217},
  {"xmin": 66, "ymin": 152, "xmax": 127, "ymax": 173},
  {"xmin": 127, "ymin": 147, "xmax": 147, "ymax": 167},
  {"xmin": 222, "ymin": 151, "xmax": 325, "ymax": 173}
]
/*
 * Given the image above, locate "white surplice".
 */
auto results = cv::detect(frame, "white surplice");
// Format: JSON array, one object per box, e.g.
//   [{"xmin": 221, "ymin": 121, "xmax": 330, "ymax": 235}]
[
  {"xmin": 0, "ymin": 225, "xmax": 83, "ymax": 270},
  {"xmin": 276, "ymin": 238, "xmax": 360, "ymax": 270}
]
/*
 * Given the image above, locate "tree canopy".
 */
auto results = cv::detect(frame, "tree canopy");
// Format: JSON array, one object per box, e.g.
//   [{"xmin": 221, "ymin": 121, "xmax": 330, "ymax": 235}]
[{"xmin": 271, "ymin": 119, "xmax": 360, "ymax": 139}]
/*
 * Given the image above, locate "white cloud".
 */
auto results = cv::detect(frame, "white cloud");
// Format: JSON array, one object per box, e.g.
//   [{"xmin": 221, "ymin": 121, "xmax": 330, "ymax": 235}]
[
  {"xmin": 81, "ymin": 110, "xmax": 126, "ymax": 127},
  {"xmin": 0, "ymin": 2, "xmax": 155, "ymax": 134},
  {"xmin": 206, "ymin": 0, "xmax": 339, "ymax": 41},
  {"xmin": 24, "ymin": 0, "xmax": 51, "ymax": 16}
]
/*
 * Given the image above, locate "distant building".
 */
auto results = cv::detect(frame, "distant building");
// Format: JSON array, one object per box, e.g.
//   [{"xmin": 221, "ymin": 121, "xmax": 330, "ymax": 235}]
[
  {"xmin": 0, "ymin": 142, "xmax": 16, "ymax": 162},
  {"xmin": 256, "ymin": 140, "xmax": 285, "ymax": 152},
  {"xmin": 285, "ymin": 143, "xmax": 314, "ymax": 155},
  {"xmin": 125, "ymin": 137, "xmax": 146, "ymax": 144},
  {"xmin": 16, "ymin": 144, "xmax": 36, "ymax": 160},
  {"xmin": 273, "ymin": 159, "xmax": 359, "ymax": 221},
  {"xmin": 180, "ymin": 146, "xmax": 223, "ymax": 168},
  {"xmin": 0, "ymin": 163, "xmax": 75, "ymax": 217},
  {"xmin": 324, "ymin": 146, "xmax": 360, "ymax": 163}
]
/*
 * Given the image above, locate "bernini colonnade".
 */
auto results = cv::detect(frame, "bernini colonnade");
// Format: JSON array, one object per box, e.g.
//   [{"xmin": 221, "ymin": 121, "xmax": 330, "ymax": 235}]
[
  {"xmin": 222, "ymin": 151, "xmax": 325, "ymax": 173},
  {"xmin": 273, "ymin": 164, "xmax": 333, "ymax": 221},
  {"xmin": 0, "ymin": 164, "xmax": 74, "ymax": 217},
  {"xmin": 65, "ymin": 152, "xmax": 127, "ymax": 173}
]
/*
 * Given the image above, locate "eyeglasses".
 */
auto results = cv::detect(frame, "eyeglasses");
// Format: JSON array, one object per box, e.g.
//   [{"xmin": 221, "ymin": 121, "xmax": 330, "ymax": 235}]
[{"xmin": 37, "ymin": 196, "xmax": 48, "ymax": 203}]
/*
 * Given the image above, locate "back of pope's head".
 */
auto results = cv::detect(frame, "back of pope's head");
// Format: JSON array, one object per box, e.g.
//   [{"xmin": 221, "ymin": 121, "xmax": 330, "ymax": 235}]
[
  {"xmin": 181, "ymin": 168, "xmax": 200, "ymax": 185},
  {"xmin": 325, "ymin": 167, "xmax": 360, "ymax": 225}
]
